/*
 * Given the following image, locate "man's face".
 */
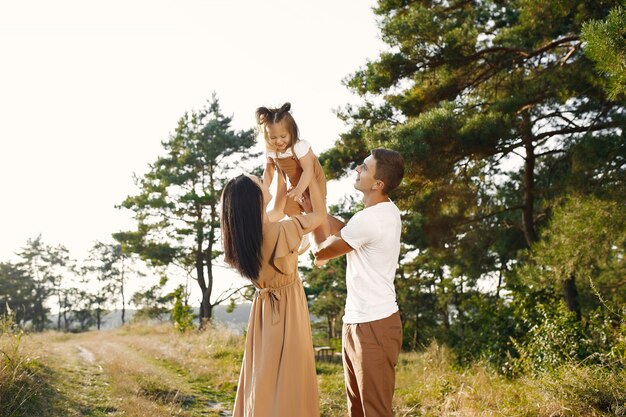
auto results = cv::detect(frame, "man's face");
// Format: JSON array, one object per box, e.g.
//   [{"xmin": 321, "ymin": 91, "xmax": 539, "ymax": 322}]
[{"xmin": 354, "ymin": 155, "xmax": 380, "ymax": 192}]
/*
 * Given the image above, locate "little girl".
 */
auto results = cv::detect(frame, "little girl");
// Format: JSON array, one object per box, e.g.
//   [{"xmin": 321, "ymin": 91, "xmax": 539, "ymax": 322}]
[{"xmin": 256, "ymin": 102, "xmax": 330, "ymax": 252}]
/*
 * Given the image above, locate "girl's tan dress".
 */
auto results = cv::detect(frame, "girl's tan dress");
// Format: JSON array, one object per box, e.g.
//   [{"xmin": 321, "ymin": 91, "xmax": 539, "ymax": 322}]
[
  {"xmin": 270, "ymin": 153, "xmax": 327, "ymax": 217},
  {"xmin": 233, "ymin": 214, "xmax": 320, "ymax": 417}
]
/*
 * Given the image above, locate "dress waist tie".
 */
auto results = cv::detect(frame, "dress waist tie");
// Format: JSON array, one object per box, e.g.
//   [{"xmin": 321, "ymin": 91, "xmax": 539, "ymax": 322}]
[{"xmin": 255, "ymin": 280, "xmax": 299, "ymax": 325}]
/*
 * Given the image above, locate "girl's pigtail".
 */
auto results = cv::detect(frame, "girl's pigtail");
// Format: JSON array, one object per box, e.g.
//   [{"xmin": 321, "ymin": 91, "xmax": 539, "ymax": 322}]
[
  {"xmin": 279, "ymin": 102, "xmax": 291, "ymax": 113},
  {"xmin": 255, "ymin": 106, "xmax": 272, "ymax": 125}
]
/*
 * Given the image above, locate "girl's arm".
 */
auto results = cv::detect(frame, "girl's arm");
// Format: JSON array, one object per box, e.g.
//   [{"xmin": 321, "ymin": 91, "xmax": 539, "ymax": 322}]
[
  {"xmin": 298, "ymin": 175, "xmax": 325, "ymax": 231},
  {"xmin": 263, "ymin": 157, "xmax": 275, "ymax": 186},
  {"xmin": 287, "ymin": 150, "xmax": 316, "ymax": 200}
]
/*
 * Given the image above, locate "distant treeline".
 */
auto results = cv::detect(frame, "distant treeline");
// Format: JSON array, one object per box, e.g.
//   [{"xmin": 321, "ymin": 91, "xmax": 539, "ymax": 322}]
[{"xmin": 0, "ymin": 236, "xmax": 193, "ymax": 332}]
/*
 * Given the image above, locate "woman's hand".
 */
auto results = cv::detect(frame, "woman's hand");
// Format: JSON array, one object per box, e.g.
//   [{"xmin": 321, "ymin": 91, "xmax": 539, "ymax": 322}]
[
  {"xmin": 300, "ymin": 193, "xmax": 313, "ymax": 213},
  {"xmin": 287, "ymin": 186, "xmax": 305, "ymax": 206}
]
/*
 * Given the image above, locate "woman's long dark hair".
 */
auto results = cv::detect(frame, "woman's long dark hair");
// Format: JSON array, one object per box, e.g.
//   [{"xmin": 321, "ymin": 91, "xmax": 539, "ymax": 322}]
[{"xmin": 220, "ymin": 175, "xmax": 264, "ymax": 280}]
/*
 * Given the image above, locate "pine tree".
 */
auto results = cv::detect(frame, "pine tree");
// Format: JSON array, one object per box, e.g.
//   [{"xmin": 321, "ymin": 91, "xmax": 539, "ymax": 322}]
[
  {"xmin": 323, "ymin": 0, "xmax": 625, "ymax": 323},
  {"xmin": 116, "ymin": 94, "xmax": 257, "ymax": 324}
]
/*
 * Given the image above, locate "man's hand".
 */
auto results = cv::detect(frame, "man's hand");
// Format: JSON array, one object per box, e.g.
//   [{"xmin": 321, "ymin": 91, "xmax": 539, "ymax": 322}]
[
  {"xmin": 313, "ymin": 258, "xmax": 328, "ymax": 267},
  {"xmin": 314, "ymin": 234, "xmax": 354, "ymax": 263}
]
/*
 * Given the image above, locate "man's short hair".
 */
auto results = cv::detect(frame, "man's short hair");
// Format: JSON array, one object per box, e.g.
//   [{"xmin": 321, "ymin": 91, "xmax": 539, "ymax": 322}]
[{"xmin": 372, "ymin": 148, "xmax": 404, "ymax": 194}]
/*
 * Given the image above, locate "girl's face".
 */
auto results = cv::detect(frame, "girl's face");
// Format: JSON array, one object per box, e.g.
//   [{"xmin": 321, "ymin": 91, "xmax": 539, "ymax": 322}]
[{"xmin": 266, "ymin": 120, "xmax": 292, "ymax": 152}]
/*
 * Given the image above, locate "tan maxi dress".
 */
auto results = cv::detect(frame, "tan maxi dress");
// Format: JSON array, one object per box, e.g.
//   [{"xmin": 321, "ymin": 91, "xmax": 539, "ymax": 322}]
[{"xmin": 233, "ymin": 214, "xmax": 320, "ymax": 417}]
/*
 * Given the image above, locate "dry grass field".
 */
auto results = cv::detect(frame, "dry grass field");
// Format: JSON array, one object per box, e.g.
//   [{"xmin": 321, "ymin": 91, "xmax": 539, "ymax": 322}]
[{"xmin": 2, "ymin": 322, "xmax": 625, "ymax": 417}]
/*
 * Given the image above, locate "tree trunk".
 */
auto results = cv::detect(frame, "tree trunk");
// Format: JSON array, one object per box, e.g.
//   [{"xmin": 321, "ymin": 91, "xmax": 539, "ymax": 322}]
[
  {"xmin": 521, "ymin": 112, "xmax": 538, "ymax": 246},
  {"xmin": 413, "ymin": 310, "xmax": 419, "ymax": 350},
  {"xmin": 195, "ymin": 200, "xmax": 212, "ymax": 327},
  {"xmin": 202, "ymin": 290, "xmax": 213, "ymax": 327},
  {"xmin": 203, "ymin": 186, "xmax": 219, "ymax": 325},
  {"xmin": 37, "ymin": 299, "xmax": 45, "ymax": 331},
  {"xmin": 62, "ymin": 292, "xmax": 69, "ymax": 331},
  {"xmin": 121, "ymin": 259, "xmax": 126, "ymax": 325},
  {"xmin": 196, "ymin": 248, "xmax": 208, "ymax": 326},
  {"xmin": 437, "ymin": 272, "xmax": 450, "ymax": 332},
  {"xmin": 495, "ymin": 261, "xmax": 503, "ymax": 309},
  {"xmin": 57, "ymin": 291, "xmax": 62, "ymax": 331},
  {"xmin": 37, "ymin": 288, "xmax": 46, "ymax": 331},
  {"xmin": 562, "ymin": 274, "xmax": 582, "ymax": 320},
  {"xmin": 457, "ymin": 277, "xmax": 465, "ymax": 336},
  {"xmin": 202, "ymin": 262, "xmax": 214, "ymax": 324},
  {"xmin": 522, "ymin": 111, "xmax": 581, "ymax": 319},
  {"xmin": 327, "ymin": 316, "xmax": 333, "ymax": 342}
]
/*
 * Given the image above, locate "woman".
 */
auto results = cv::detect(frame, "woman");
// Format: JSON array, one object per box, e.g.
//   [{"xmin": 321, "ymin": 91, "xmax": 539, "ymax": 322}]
[{"xmin": 221, "ymin": 172, "xmax": 325, "ymax": 417}]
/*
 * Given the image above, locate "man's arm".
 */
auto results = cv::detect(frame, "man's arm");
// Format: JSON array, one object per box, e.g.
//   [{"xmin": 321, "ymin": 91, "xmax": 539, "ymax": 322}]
[
  {"xmin": 314, "ymin": 233, "xmax": 353, "ymax": 261},
  {"xmin": 327, "ymin": 214, "xmax": 345, "ymax": 235},
  {"xmin": 300, "ymin": 195, "xmax": 345, "ymax": 236}
]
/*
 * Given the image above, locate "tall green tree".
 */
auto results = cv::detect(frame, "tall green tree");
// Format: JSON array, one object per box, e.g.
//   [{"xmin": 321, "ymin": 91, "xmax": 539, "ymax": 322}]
[
  {"xmin": 46, "ymin": 244, "xmax": 75, "ymax": 331},
  {"xmin": 0, "ymin": 262, "xmax": 35, "ymax": 326},
  {"xmin": 16, "ymin": 237, "xmax": 50, "ymax": 330},
  {"xmin": 16, "ymin": 236, "xmax": 75, "ymax": 331},
  {"xmin": 116, "ymin": 94, "xmax": 257, "ymax": 324},
  {"xmin": 323, "ymin": 0, "xmax": 625, "ymax": 326},
  {"xmin": 83, "ymin": 241, "xmax": 135, "ymax": 328},
  {"xmin": 69, "ymin": 289, "xmax": 96, "ymax": 331},
  {"xmin": 84, "ymin": 242, "xmax": 122, "ymax": 330}
]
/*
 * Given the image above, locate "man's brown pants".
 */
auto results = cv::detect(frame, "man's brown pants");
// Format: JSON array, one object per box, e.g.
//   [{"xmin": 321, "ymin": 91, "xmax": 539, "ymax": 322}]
[{"xmin": 342, "ymin": 311, "xmax": 402, "ymax": 417}]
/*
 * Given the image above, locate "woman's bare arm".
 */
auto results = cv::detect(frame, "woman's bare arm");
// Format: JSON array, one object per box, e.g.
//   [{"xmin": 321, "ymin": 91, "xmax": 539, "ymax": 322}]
[{"xmin": 267, "ymin": 173, "xmax": 287, "ymax": 222}]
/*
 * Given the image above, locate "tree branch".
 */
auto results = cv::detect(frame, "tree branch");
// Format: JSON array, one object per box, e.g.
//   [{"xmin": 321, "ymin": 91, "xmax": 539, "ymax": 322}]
[
  {"xmin": 465, "ymin": 35, "xmax": 579, "ymax": 64},
  {"xmin": 212, "ymin": 284, "xmax": 252, "ymax": 306},
  {"xmin": 536, "ymin": 149, "xmax": 568, "ymax": 158},
  {"xmin": 534, "ymin": 121, "xmax": 621, "ymax": 142}
]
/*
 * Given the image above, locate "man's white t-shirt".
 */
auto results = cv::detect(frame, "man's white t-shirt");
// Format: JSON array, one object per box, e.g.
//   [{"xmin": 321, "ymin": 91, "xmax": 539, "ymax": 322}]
[{"xmin": 340, "ymin": 201, "xmax": 401, "ymax": 324}]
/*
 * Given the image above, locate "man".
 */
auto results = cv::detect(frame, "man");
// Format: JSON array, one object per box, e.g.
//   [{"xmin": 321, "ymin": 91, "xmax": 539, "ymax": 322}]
[{"xmin": 314, "ymin": 148, "xmax": 404, "ymax": 417}]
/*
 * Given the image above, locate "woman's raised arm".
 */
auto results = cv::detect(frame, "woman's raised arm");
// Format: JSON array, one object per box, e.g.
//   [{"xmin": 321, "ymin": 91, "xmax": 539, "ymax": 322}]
[{"xmin": 267, "ymin": 172, "xmax": 287, "ymax": 222}]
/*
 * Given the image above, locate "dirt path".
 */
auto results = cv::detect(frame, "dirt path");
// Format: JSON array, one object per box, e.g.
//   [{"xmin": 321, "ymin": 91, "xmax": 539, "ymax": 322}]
[{"xmin": 24, "ymin": 330, "xmax": 233, "ymax": 417}]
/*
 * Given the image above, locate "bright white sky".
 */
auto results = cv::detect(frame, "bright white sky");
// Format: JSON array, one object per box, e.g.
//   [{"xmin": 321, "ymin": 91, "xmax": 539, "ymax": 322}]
[{"xmin": 0, "ymin": 0, "xmax": 384, "ymax": 306}]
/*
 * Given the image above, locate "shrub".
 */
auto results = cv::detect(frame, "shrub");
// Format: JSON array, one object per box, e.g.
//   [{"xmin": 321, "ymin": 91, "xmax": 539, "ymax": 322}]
[
  {"xmin": 170, "ymin": 286, "xmax": 195, "ymax": 332},
  {"xmin": 0, "ymin": 312, "xmax": 46, "ymax": 417}
]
